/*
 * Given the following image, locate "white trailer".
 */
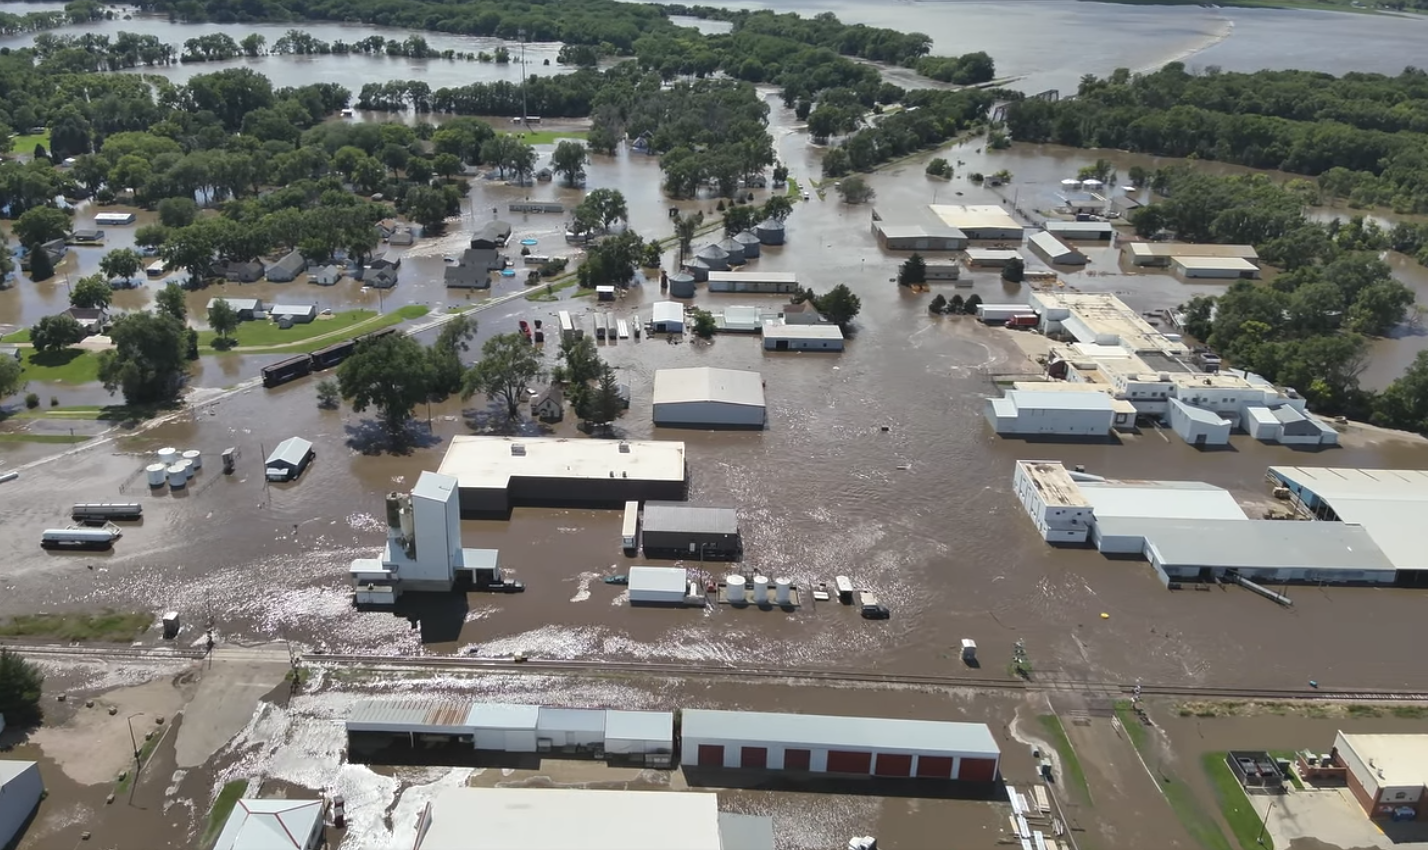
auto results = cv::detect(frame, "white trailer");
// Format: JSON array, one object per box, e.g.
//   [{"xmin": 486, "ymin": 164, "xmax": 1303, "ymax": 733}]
[{"xmin": 621, "ymin": 501, "xmax": 639, "ymax": 553}]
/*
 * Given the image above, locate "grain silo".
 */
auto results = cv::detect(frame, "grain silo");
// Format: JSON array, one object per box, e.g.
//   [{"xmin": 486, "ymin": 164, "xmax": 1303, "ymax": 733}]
[
  {"xmin": 755, "ymin": 218, "xmax": 785, "ymax": 246},
  {"xmin": 668, "ymin": 272, "xmax": 696, "ymax": 298},
  {"xmin": 734, "ymin": 230, "xmax": 761, "ymax": 259}
]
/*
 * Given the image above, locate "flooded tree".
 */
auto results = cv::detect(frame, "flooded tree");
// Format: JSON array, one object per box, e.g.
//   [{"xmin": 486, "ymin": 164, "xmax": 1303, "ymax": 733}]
[
  {"xmin": 551, "ymin": 140, "xmax": 589, "ymax": 186},
  {"xmin": 898, "ymin": 254, "xmax": 927, "ymax": 288},
  {"xmin": 207, "ymin": 298, "xmax": 239, "ymax": 344},
  {"xmin": 463, "ymin": 333, "xmax": 545, "ymax": 419},
  {"xmin": 336, "ymin": 333, "xmax": 433, "ymax": 435},
  {"xmin": 69, "ymin": 274, "xmax": 112, "ymax": 310},
  {"xmin": 30, "ymin": 314, "xmax": 84, "ymax": 353},
  {"xmin": 97, "ymin": 311, "xmax": 189, "ymax": 405},
  {"xmin": 0, "ymin": 649, "xmax": 44, "ymax": 728},
  {"xmin": 835, "ymin": 175, "xmax": 874, "ymax": 204}
]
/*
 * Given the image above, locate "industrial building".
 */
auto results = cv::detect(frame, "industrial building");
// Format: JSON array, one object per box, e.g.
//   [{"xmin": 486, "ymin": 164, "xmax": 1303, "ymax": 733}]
[
  {"xmin": 1044, "ymin": 220, "xmax": 1115, "ymax": 241},
  {"xmin": 1124, "ymin": 242, "xmax": 1258, "ymax": 267},
  {"xmin": 1245, "ymin": 406, "xmax": 1338, "ymax": 445},
  {"xmin": 870, "ymin": 207, "xmax": 968, "ymax": 251},
  {"xmin": 1027, "ymin": 231, "xmax": 1087, "ymax": 265},
  {"xmin": 640, "ymin": 502, "xmax": 741, "ymax": 560},
  {"xmin": 1012, "ymin": 460, "xmax": 1094, "ymax": 544},
  {"xmin": 1317, "ymin": 733, "xmax": 1428, "ymax": 820},
  {"xmin": 984, "ymin": 390, "xmax": 1119, "ymax": 437},
  {"xmin": 924, "ymin": 261, "xmax": 961, "ymax": 281},
  {"xmin": 627, "ymin": 566, "xmax": 702, "ymax": 605},
  {"xmin": 1166, "ymin": 398, "xmax": 1230, "ymax": 447},
  {"xmin": 681, "ymin": 710, "xmax": 1000, "ymax": 781},
  {"xmin": 762, "ymin": 323, "xmax": 845, "ymax": 351},
  {"xmin": 264, "ymin": 437, "xmax": 313, "ymax": 482},
  {"xmin": 413, "ymin": 788, "xmax": 767, "ymax": 850},
  {"xmin": 651, "ymin": 301, "xmax": 684, "ymax": 333},
  {"xmin": 652, "ymin": 367, "xmax": 766, "ymax": 429},
  {"xmin": 1172, "ymin": 256, "xmax": 1261, "ymax": 279},
  {"xmin": 213, "ymin": 798, "xmax": 325, "ymax": 850},
  {"xmin": 0, "ymin": 761, "xmax": 42, "ymax": 850},
  {"xmin": 1268, "ymin": 467, "xmax": 1428, "ymax": 584},
  {"xmin": 927, "ymin": 204, "xmax": 1025, "ymax": 241},
  {"xmin": 348, "ymin": 471, "xmax": 503, "ymax": 602},
  {"xmin": 436, "ymin": 436, "xmax": 688, "ymax": 515},
  {"xmin": 964, "ymin": 248, "xmax": 1022, "ymax": 267},
  {"xmin": 706, "ymin": 271, "xmax": 799, "ymax": 294}
]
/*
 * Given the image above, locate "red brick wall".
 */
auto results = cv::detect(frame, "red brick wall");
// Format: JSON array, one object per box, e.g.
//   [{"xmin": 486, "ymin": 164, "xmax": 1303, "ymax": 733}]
[{"xmin": 1346, "ymin": 767, "xmax": 1375, "ymax": 816}]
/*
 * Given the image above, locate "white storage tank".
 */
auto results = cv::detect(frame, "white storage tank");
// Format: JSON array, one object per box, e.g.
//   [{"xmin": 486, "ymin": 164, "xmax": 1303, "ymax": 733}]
[
  {"xmin": 753, "ymin": 575, "xmax": 770, "ymax": 603},
  {"xmin": 775, "ymin": 577, "xmax": 791, "ymax": 604},
  {"xmin": 157, "ymin": 447, "xmax": 178, "ymax": 465},
  {"xmin": 182, "ymin": 449, "xmax": 201, "ymax": 470},
  {"xmin": 167, "ymin": 463, "xmax": 188, "ymax": 488},
  {"xmin": 179, "ymin": 459, "xmax": 194, "ymax": 479},
  {"xmin": 724, "ymin": 574, "xmax": 744, "ymax": 589},
  {"xmin": 146, "ymin": 463, "xmax": 167, "ymax": 488}
]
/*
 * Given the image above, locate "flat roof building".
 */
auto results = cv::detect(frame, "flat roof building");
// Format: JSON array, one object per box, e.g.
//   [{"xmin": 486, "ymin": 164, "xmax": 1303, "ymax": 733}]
[
  {"xmin": 1125, "ymin": 242, "xmax": 1258, "ymax": 266},
  {"xmin": 964, "ymin": 248, "xmax": 1023, "ymax": 267},
  {"xmin": 1334, "ymin": 732, "xmax": 1428, "ymax": 820},
  {"xmin": 870, "ymin": 207, "xmax": 968, "ymax": 252},
  {"xmin": 1032, "ymin": 291, "xmax": 1187, "ymax": 356},
  {"xmin": 1268, "ymin": 467, "xmax": 1428, "ymax": 578},
  {"xmin": 762, "ymin": 322, "xmax": 844, "ymax": 351},
  {"xmin": 436, "ymin": 436, "xmax": 687, "ymax": 515},
  {"xmin": 1013, "ymin": 460, "xmax": 1094, "ymax": 544},
  {"xmin": 652, "ymin": 367, "xmax": 765, "ymax": 429},
  {"xmin": 627, "ymin": 566, "xmax": 692, "ymax": 605},
  {"xmin": 1172, "ymin": 256, "xmax": 1261, "ymax": 279},
  {"xmin": 1141, "ymin": 519, "xmax": 1396, "ymax": 584},
  {"xmin": 1045, "ymin": 220, "xmax": 1115, "ymax": 241},
  {"xmin": 641, "ymin": 502, "xmax": 741, "ymax": 560},
  {"xmin": 985, "ymin": 390, "xmax": 1119, "ymax": 437},
  {"xmin": 928, "ymin": 204, "xmax": 1024, "ymax": 240}
]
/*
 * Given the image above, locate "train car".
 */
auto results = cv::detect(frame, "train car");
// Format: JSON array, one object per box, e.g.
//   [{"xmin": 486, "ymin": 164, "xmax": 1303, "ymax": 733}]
[
  {"xmin": 262, "ymin": 355, "xmax": 314, "ymax": 389},
  {"xmin": 72, "ymin": 503, "xmax": 143, "ymax": 522},
  {"xmin": 311, "ymin": 339, "xmax": 357, "ymax": 370},
  {"xmin": 42, "ymin": 526, "xmax": 121, "ymax": 551},
  {"xmin": 359, "ymin": 327, "xmax": 398, "ymax": 345}
]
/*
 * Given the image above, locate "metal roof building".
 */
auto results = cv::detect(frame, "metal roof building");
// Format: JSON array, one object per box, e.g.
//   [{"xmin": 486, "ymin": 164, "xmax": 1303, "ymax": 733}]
[
  {"xmin": 763, "ymin": 322, "xmax": 844, "ymax": 351},
  {"xmin": 682, "ymin": 709, "xmax": 1000, "ymax": 781},
  {"xmin": 1125, "ymin": 241, "xmax": 1258, "ymax": 266},
  {"xmin": 213, "ymin": 799, "xmax": 324, "ymax": 850},
  {"xmin": 604, "ymin": 710, "xmax": 675, "ymax": 756},
  {"xmin": 1268, "ymin": 467, "xmax": 1428, "ymax": 576},
  {"xmin": 346, "ymin": 697, "xmax": 474, "ymax": 734},
  {"xmin": 1045, "ymin": 220, "xmax": 1115, "ymax": 241},
  {"xmin": 1166, "ymin": 398, "xmax": 1231, "ymax": 446},
  {"xmin": 627, "ymin": 566, "xmax": 691, "ymax": 604},
  {"xmin": 652, "ymin": 367, "xmax": 766, "ymax": 429},
  {"xmin": 985, "ymin": 390, "xmax": 1118, "ymax": 437},
  {"xmin": 928, "ymin": 204, "xmax": 1024, "ymax": 240},
  {"xmin": 706, "ymin": 271, "xmax": 799, "ymax": 293},
  {"xmin": 651, "ymin": 300, "xmax": 684, "ymax": 333},
  {"xmin": 640, "ymin": 502, "xmax": 741, "ymax": 559},
  {"xmin": 0, "ymin": 761, "xmax": 42, "ymax": 850},
  {"xmin": 964, "ymin": 248, "xmax": 1022, "ymax": 267},
  {"xmin": 1172, "ymin": 255, "xmax": 1261, "ymax": 279},
  {"xmin": 1141, "ymin": 519, "xmax": 1396, "ymax": 584},
  {"xmin": 469, "ymin": 703, "xmax": 540, "ymax": 752},
  {"xmin": 1028, "ymin": 231, "xmax": 1086, "ymax": 265},
  {"xmin": 264, "ymin": 436, "xmax": 313, "ymax": 482},
  {"xmin": 870, "ymin": 207, "xmax": 968, "ymax": 251},
  {"xmin": 414, "ymin": 788, "xmax": 729, "ymax": 850}
]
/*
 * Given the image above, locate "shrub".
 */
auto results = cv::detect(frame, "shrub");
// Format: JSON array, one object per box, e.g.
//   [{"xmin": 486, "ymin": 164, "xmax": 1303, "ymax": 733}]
[{"xmin": 24, "ymin": 393, "xmax": 40, "ymax": 409}]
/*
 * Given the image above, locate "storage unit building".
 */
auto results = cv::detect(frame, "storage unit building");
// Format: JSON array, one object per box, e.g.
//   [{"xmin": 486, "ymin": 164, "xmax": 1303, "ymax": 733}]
[
  {"xmin": 1172, "ymin": 256, "xmax": 1261, "ymax": 279},
  {"xmin": 1125, "ymin": 242, "xmax": 1258, "ymax": 267},
  {"xmin": 264, "ymin": 436, "xmax": 314, "ymax": 481},
  {"xmin": 985, "ymin": 390, "xmax": 1115, "ymax": 437},
  {"xmin": 270, "ymin": 303, "xmax": 317, "ymax": 324},
  {"xmin": 536, "ymin": 707, "xmax": 606, "ymax": 750},
  {"xmin": 681, "ymin": 709, "xmax": 1000, "ymax": 781},
  {"xmin": 707, "ymin": 271, "xmax": 800, "ymax": 294},
  {"xmin": 652, "ymin": 367, "xmax": 765, "ymax": 428},
  {"xmin": 604, "ymin": 710, "xmax": 675, "ymax": 759},
  {"xmin": 627, "ymin": 566, "xmax": 690, "ymax": 604},
  {"xmin": 1167, "ymin": 398, "xmax": 1231, "ymax": 447},
  {"xmin": 1028, "ymin": 231, "xmax": 1087, "ymax": 265},
  {"xmin": 651, "ymin": 301, "xmax": 685, "ymax": 333},
  {"xmin": 1045, "ymin": 220, "xmax": 1115, "ymax": 241},
  {"xmin": 965, "ymin": 248, "xmax": 1022, "ymax": 267},
  {"xmin": 0, "ymin": 761, "xmax": 43, "ymax": 850},
  {"xmin": 468, "ymin": 703, "xmax": 540, "ymax": 752},
  {"xmin": 763, "ymin": 323, "xmax": 845, "ymax": 351},
  {"xmin": 640, "ymin": 502, "xmax": 741, "ymax": 560}
]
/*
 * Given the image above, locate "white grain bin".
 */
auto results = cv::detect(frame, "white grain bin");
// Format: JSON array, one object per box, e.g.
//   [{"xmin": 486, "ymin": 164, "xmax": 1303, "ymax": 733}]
[
  {"xmin": 157, "ymin": 447, "xmax": 178, "ymax": 465},
  {"xmin": 724, "ymin": 574, "xmax": 744, "ymax": 589},
  {"xmin": 725, "ymin": 574, "xmax": 745, "ymax": 603},
  {"xmin": 775, "ymin": 577, "xmax": 791, "ymax": 604},
  {"xmin": 167, "ymin": 463, "xmax": 188, "ymax": 488},
  {"xmin": 753, "ymin": 575, "xmax": 770, "ymax": 603},
  {"xmin": 177, "ymin": 459, "xmax": 193, "ymax": 479},
  {"xmin": 146, "ymin": 463, "xmax": 167, "ymax": 488},
  {"xmin": 182, "ymin": 449, "xmax": 201, "ymax": 470}
]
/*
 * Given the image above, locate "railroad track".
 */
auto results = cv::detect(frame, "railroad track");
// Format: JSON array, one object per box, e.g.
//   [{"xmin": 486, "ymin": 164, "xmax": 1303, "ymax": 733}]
[{"xmin": 0, "ymin": 641, "xmax": 206, "ymax": 662}]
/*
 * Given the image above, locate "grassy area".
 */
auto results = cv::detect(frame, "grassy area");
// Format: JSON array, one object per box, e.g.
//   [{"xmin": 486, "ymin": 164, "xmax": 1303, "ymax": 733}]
[
  {"xmin": 1268, "ymin": 751, "xmax": 1306, "ymax": 790},
  {"xmin": 11, "ymin": 129, "xmax": 51, "ymax": 153},
  {"xmin": 199, "ymin": 305, "xmax": 429, "ymax": 352},
  {"xmin": 1203, "ymin": 752, "xmax": 1274, "ymax": 850},
  {"xmin": 201, "ymin": 780, "xmax": 249, "ymax": 848},
  {"xmin": 0, "ymin": 609, "xmax": 151, "ymax": 642},
  {"xmin": 507, "ymin": 129, "xmax": 588, "ymax": 145},
  {"xmin": 786, "ymin": 177, "xmax": 801, "ymax": 197},
  {"xmin": 1114, "ymin": 700, "xmax": 1151, "ymax": 752},
  {"xmin": 1037, "ymin": 715, "xmax": 1091, "ymax": 804},
  {"xmin": 20, "ymin": 348, "xmax": 100, "ymax": 384},
  {"xmin": 114, "ymin": 731, "xmax": 162, "ymax": 795},
  {"xmin": 1118, "ymin": 705, "xmax": 1235, "ymax": 850},
  {"xmin": 6, "ymin": 403, "xmax": 169, "ymax": 422},
  {"xmin": 1, "ymin": 329, "xmax": 30, "ymax": 343},
  {"xmin": 0, "ymin": 432, "xmax": 90, "ymax": 444},
  {"xmin": 525, "ymin": 277, "xmax": 579, "ymax": 302}
]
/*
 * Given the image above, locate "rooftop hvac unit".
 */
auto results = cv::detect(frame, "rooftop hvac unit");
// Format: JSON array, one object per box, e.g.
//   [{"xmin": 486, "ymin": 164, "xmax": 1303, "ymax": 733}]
[{"xmin": 511, "ymin": 443, "xmax": 526, "ymax": 456}]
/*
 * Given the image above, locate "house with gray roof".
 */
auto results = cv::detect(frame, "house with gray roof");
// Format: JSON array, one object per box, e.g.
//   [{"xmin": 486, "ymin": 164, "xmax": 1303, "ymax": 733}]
[{"xmin": 265, "ymin": 250, "xmax": 307, "ymax": 283}]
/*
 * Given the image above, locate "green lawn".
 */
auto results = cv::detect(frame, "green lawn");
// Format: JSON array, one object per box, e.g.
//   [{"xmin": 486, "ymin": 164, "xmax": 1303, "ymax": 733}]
[
  {"xmin": 199, "ymin": 305, "xmax": 428, "ymax": 352},
  {"xmin": 1, "ymin": 329, "xmax": 30, "ymax": 343},
  {"xmin": 20, "ymin": 348, "xmax": 99, "ymax": 384},
  {"xmin": 0, "ymin": 609, "xmax": 151, "ymax": 642},
  {"xmin": 507, "ymin": 129, "xmax": 588, "ymax": 145},
  {"xmin": 1114, "ymin": 700, "xmax": 1151, "ymax": 752},
  {"xmin": 1203, "ymin": 752, "xmax": 1274, "ymax": 850},
  {"xmin": 11, "ymin": 129, "xmax": 51, "ymax": 153},
  {"xmin": 7, "ymin": 403, "xmax": 167, "ymax": 422},
  {"xmin": 786, "ymin": 177, "xmax": 801, "ymax": 197},
  {"xmin": 1038, "ymin": 715, "xmax": 1092, "ymax": 804},
  {"xmin": 202, "ymin": 780, "xmax": 248, "ymax": 848},
  {"xmin": 1117, "ymin": 704, "xmax": 1235, "ymax": 850},
  {"xmin": 0, "ymin": 432, "xmax": 90, "ymax": 444},
  {"xmin": 115, "ymin": 731, "xmax": 163, "ymax": 794}
]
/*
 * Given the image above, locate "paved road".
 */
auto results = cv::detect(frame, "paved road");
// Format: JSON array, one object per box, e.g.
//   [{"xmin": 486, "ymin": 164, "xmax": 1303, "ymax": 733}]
[{"xmin": 173, "ymin": 643, "xmax": 292, "ymax": 769}]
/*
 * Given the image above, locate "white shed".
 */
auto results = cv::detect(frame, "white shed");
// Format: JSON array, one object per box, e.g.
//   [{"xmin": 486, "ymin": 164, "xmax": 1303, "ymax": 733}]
[
  {"xmin": 651, "ymin": 301, "xmax": 684, "ymax": 333},
  {"xmin": 628, "ymin": 566, "xmax": 689, "ymax": 605},
  {"xmin": 0, "ymin": 761, "xmax": 43, "ymax": 850},
  {"xmin": 1167, "ymin": 399, "xmax": 1231, "ymax": 447},
  {"xmin": 467, "ymin": 703, "xmax": 540, "ymax": 752},
  {"xmin": 1028, "ymin": 231, "xmax": 1086, "ymax": 265},
  {"xmin": 1172, "ymin": 256, "xmax": 1261, "ymax": 279},
  {"xmin": 536, "ymin": 707, "xmax": 606, "ymax": 750},
  {"xmin": 652, "ymin": 367, "xmax": 766, "ymax": 428},
  {"xmin": 604, "ymin": 710, "xmax": 676, "ymax": 756},
  {"xmin": 1244, "ymin": 406, "xmax": 1281, "ymax": 441}
]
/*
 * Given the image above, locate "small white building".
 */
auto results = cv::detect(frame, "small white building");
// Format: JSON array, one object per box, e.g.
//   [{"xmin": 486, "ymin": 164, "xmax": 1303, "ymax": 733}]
[
  {"xmin": 651, "ymin": 301, "xmax": 684, "ymax": 333},
  {"xmin": 924, "ymin": 262, "xmax": 961, "ymax": 281},
  {"xmin": 628, "ymin": 566, "xmax": 690, "ymax": 605},
  {"xmin": 1173, "ymin": 256, "xmax": 1261, "ymax": 279},
  {"xmin": 213, "ymin": 798, "xmax": 325, "ymax": 850},
  {"xmin": 1012, "ymin": 460, "xmax": 1093, "ymax": 544},
  {"xmin": 1243, "ymin": 405, "xmax": 1338, "ymax": 445},
  {"xmin": 975, "ymin": 303, "xmax": 1036, "ymax": 324},
  {"xmin": 652, "ymin": 367, "xmax": 766, "ymax": 429},
  {"xmin": 1167, "ymin": 398, "xmax": 1231, "ymax": 447},
  {"xmin": 469, "ymin": 703, "xmax": 540, "ymax": 752},
  {"xmin": 0, "ymin": 761, "xmax": 43, "ymax": 850},
  {"xmin": 985, "ymin": 390, "xmax": 1116, "ymax": 436},
  {"xmin": 536, "ymin": 707, "xmax": 606, "ymax": 750},
  {"xmin": 762, "ymin": 323, "xmax": 844, "ymax": 351},
  {"xmin": 1028, "ymin": 231, "xmax": 1087, "ymax": 265},
  {"xmin": 604, "ymin": 710, "xmax": 676, "ymax": 759},
  {"xmin": 270, "ymin": 303, "xmax": 317, "ymax": 324},
  {"xmin": 311, "ymin": 264, "xmax": 343, "ymax": 286},
  {"xmin": 264, "ymin": 436, "xmax": 313, "ymax": 481},
  {"xmin": 965, "ymin": 248, "xmax": 1022, "ymax": 267}
]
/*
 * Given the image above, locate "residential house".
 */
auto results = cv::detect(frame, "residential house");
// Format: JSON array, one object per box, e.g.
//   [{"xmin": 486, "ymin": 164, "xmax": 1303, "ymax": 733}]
[
  {"xmin": 531, "ymin": 386, "xmax": 564, "ymax": 422},
  {"xmin": 66, "ymin": 229, "xmax": 105, "ymax": 245},
  {"xmin": 64, "ymin": 306, "xmax": 108, "ymax": 335},
  {"xmin": 311, "ymin": 264, "xmax": 343, "ymax": 286},
  {"xmin": 265, "ymin": 250, "xmax": 308, "ymax": 283},
  {"xmin": 444, "ymin": 248, "xmax": 501, "ymax": 289},
  {"xmin": 214, "ymin": 260, "xmax": 265, "ymax": 283},
  {"xmin": 388, "ymin": 227, "xmax": 415, "ymax": 246},
  {"xmin": 780, "ymin": 301, "xmax": 828, "ymax": 325},
  {"xmin": 470, "ymin": 220, "xmax": 512, "ymax": 250},
  {"xmin": 270, "ymin": 304, "xmax": 317, "ymax": 324},
  {"xmin": 369, "ymin": 252, "xmax": 401, "ymax": 271},
  {"xmin": 366, "ymin": 267, "xmax": 398, "ymax": 289},
  {"xmin": 18, "ymin": 239, "xmax": 67, "ymax": 271},
  {"xmin": 206, "ymin": 297, "xmax": 264, "ymax": 321}
]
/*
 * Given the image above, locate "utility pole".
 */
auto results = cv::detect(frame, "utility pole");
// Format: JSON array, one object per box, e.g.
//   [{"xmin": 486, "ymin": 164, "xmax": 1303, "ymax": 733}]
[
  {"xmin": 1256, "ymin": 799, "xmax": 1275, "ymax": 845},
  {"xmin": 519, "ymin": 30, "xmax": 528, "ymax": 126}
]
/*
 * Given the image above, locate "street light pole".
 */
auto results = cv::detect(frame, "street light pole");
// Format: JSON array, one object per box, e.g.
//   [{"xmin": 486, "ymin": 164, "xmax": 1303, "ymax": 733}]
[
  {"xmin": 1256, "ymin": 799, "xmax": 1275, "ymax": 844},
  {"xmin": 126, "ymin": 712, "xmax": 145, "ymax": 804}
]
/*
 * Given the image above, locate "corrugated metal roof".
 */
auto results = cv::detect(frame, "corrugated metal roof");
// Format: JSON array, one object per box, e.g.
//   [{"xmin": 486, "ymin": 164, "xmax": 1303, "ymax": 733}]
[
  {"xmin": 1143, "ymin": 519, "xmax": 1395, "ymax": 572},
  {"xmin": 1268, "ymin": 467, "xmax": 1428, "ymax": 571},
  {"xmin": 537, "ymin": 707, "xmax": 606, "ymax": 733},
  {"xmin": 266, "ymin": 437, "xmax": 313, "ymax": 468},
  {"xmin": 652, "ymin": 367, "xmax": 765, "ymax": 408},
  {"xmin": 652, "ymin": 301, "xmax": 684, "ymax": 323},
  {"xmin": 214, "ymin": 799, "xmax": 324, "ymax": 850},
  {"xmin": 1169, "ymin": 398, "xmax": 1228, "ymax": 425},
  {"xmin": 346, "ymin": 697, "xmax": 474, "ymax": 733},
  {"xmin": 642, "ymin": 502, "xmax": 738, "ymax": 535},
  {"xmin": 1081, "ymin": 479, "xmax": 1245, "ymax": 522},
  {"xmin": 1028, "ymin": 231, "xmax": 1082, "ymax": 262},
  {"xmin": 604, "ymin": 710, "xmax": 674, "ymax": 743},
  {"xmin": 681, "ymin": 709, "xmax": 999, "ymax": 757},
  {"xmin": 466, "ymin": 703, "xmax": 540, "ymax": 730}
]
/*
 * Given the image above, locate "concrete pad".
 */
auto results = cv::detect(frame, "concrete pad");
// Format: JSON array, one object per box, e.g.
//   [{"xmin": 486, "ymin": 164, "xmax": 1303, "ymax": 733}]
[
  {"xmin": 30, "ymin": 676, "xmax": 195, "ymax": 785},
  {"xmin": 174, "ymin": 643, "xmax": 291, "ymax": 769},
  {"xmin": 1267, "ymin": 788, "xmax": 1428, "ymax": 850}
]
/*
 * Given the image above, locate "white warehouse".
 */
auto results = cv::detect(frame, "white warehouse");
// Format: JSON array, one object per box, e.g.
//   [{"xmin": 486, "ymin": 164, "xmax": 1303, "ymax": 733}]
[
  {"xmin": 985, "ymin": 390, "xmax": 1117, "ymax": 437},
  {"xmin": 762, "ymin": 323, "xmax": 845, "ymax": 351},
  {"xmin": 1166, "ymin": 398, "xmax": 1231, "ymax": 447},
  {"xmin": 652, "ymin": 367, "xmax": 766, "ymax": 429},
  {"xmin": 1013, "ymin": 460, "xmax": 1093, "ymax": 544},
  {"xmin": 627, "ymin": 566, "xmax": 701, "ymax": 606}
]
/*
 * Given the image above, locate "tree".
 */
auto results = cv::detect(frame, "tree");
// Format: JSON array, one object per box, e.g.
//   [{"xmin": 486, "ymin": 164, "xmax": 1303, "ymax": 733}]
[
  {"xmin": 772, "ymin": 163, "xmax": 789, "ymax": 185},
  {"xmin": 722, "ymin": 204, "xmax": 760, "ymax": 237},
  {"xmin": 1376, "ymin": 351, "xmax": 1428, "ymax": 434},
  {"xmin": 926, "ymin": 158, "xmax": 953, "ymax": 179},
  {"xmin": 558, "ymin": 335, "xmax": 603, "ymax": 387},
  {"xmin": 949, "ymin": 293, "xmax": 966, "ymax": 314},
  {"xmin": 156, "ymin": 281, "xmax": 187, "ymax": 322},
  {"xmin": 1128, "ymin": 165, "xmax": 1149, "ymax": 188},
  {"xmin": 97, "ymin": 311, "xmax": 189, "ymax": 405},
  {"xmin": 428, "ymin": 313, "xmax": 478, "ymax": 398},
  {"xmin": 161, "ymin": 225, "xmax": 217, "ymax": 286},
  {"xmin": 576, "ymin": 188, "xmax": 627, "ymax": 233},
  {"xmin": 207, "ymin": 298, "xmax": 239, "ymax": 341},
  {"xmin": 576, "ymin": 231, "xmax": 643, "ymax": 290},
  {"xmin": 898, "ymin": 253, "xmax": 927, "ymax": 287},
  {"xmin": 761, "ymin": 194, "xmax": 793, "ymax": 223},
  {"xmin": 836, "ymin": 175, "xmax": 874, "ymax": 204},
  {"xmin": 70, "ymin": 274, "xmax": 112, "ymax": 310},
  {"xmin": 14, "ymin": 207, "xmax": 71, "ymax": 247},
  {"xmin": 134, "ymin": 224, "xmax": 169, "ymax": 249},
  {"xmin": 27, "ymin": 245, "xmax": 55, "ymax": 282},
  {"xmin": 30, "ymin": 314, "xmax": 85, "ymax": 353},
  {"xmin": 814, "ymin": 284, "xmax": 862, "ymax": 329},
  {"xmin": 0, "ymin": 355, "xmax": 21, "ymax": 400},
  {"xmin": 1347, "ymin": 280, "xmax": 1415, "ymax": 336},
  {"xmin": 551, "ymin": 140, "xmax": 588, "ymax": 186},
  {"xmin": 691, "ymin": 308, "xmax": 717, "ymax": 340},
  {"xmin": 673, "ymin": 211, "xmax": 703, "ymax": 265},
  {"xmin": 929, "ymin": 294, "xmax": 947, "ymax": 314},
  {"xmin": 157, "ymin": 196, "xmax": 199, "ymax": 228},
  {"xmin": 1001, "ymin": 256, "xmax": 1025, "ymax": 283},
  {"xmin": 964, "ymin": 293, "xmax": 983, "ymax": 316},
  {"xmin": 99, "ymin": 248, "xmax": 142, "ymax": 284},
  {"xmin": 462, "ymin": 332, "xmax": 545, "ymax": 418},
  {"xmin": 336, "ymin": 333, "xmax": 433, "ymax": 434},
  {"xmin": 403, "ymin": 186, "xmax": 452, "ymax": 233},
  {"xmin": 433, "ymin": 152, "xmax": 462, "ymax": 181},
  {"xmin": 0, "ymin": 649, "xmax": 44, "ymax": 728},
  {"xmin": 589, "ymin": 364, "xmax": 624, "ymax": 429},
  {"xmin": 316, "ymin": 378, "xmax": 339, "ymax": 409}
]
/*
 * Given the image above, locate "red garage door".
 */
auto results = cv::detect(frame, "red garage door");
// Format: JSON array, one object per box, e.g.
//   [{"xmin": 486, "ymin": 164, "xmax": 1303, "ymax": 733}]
[
  {"xmin": 741, "ymin": 747, "xmax": 768, "ymax": 769},
  {"xmin": 826, "ymin": 750, "xmax": 873, "ymax": 775},
  {"xmin": 916, "ymin": 756, "xmax": 954, "ymax": 779},
  {"xmin": 958, "ymin": 757, "xmax": 999, "ymax": 782},
  {"xmin": 874, "ymin": 753, "xmax": 913, "ymax": 777},
  {"xmin": 697, "ymin": 744, "xmax": 725, "ymax": 768},
  {"xmin": 784, "ymin": 749, "xmax": 812, "ymax": 771}
]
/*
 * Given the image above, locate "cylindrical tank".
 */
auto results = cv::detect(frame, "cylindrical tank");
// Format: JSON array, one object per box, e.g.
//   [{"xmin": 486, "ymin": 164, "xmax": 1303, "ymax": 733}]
[
  {"xmin": 734, "ymin": 231, "xmax": 761, "ymax": 259},
  {"xmin": 684, "ymin": 258, "xmax": 710, "ymax": 282},
  {"xmin": 157, "ymin": 447, "xmax": 178, "ymax": 465},
  {"xmin": 755, "ymin": 218, "xmax": 785, "ymax": 246},
  {"xmin": 167, "ymin": 463, "xmax": 188, "ymax": 488},
  {"xmin": 775, "ymin": 577, "xmax": 792, "ymax": 604},
  {"xmin": 695, "ymin": 243, "xmax": 729, "ymax": 272},
  {"xmin": 182, "ymin": 449, "xmax": 201, "ymax": 470},
  {"xmin": 725, "ymin": 574, "xmax": 744, "ymax": 590},
  {"xmin": 718, "ymin": 237, "xmax": 746, "ymax": 267},
  {"xmin": 668, "ymin": 272, "xmax": 695, "ymax": 298},
  {"xmin": 146, "ymin": 463, "xmax": 167, "ymax": 488},
  {"xmin": 179, "ymin": 459, "xmax": 194, "ymax": 479},
  {"xmin": 753, "ymin": 575, "xmax": 770, "ymax": 603}
]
